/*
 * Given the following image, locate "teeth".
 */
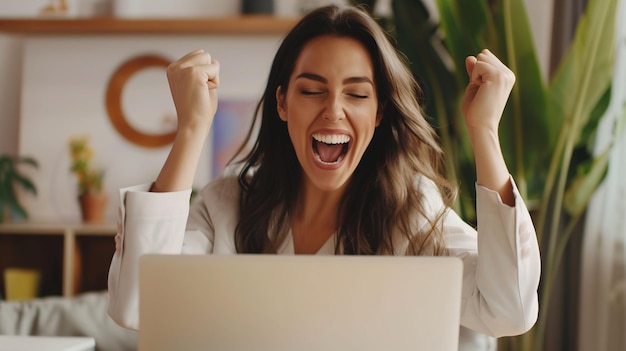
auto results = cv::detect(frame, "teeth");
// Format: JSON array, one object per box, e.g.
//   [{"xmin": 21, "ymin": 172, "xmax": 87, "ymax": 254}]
[
  {"xmin": 314, "ymin": 154, "xmax": 345, "ymax": 165},
  {"xmin": 312, "ymin": 133, "xmax": 350, "ymax": 144}
]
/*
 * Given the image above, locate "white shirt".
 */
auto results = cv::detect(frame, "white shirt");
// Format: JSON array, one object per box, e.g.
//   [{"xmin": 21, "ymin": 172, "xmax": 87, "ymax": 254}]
[{"xmin": 107, "ymin": 175, "xmax": 540, "ymax": 337}]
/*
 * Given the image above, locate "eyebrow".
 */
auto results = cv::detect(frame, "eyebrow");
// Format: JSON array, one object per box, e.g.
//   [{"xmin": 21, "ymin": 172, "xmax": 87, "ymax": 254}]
[{"xmin": 295, "ymin": 72, "xmax": 374, "ymax": 86}]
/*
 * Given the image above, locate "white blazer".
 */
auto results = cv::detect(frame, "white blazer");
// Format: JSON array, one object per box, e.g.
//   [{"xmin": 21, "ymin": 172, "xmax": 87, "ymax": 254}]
[{"xmin": 107, "ymin": 175, "xmax": 540, "ymax": 337}]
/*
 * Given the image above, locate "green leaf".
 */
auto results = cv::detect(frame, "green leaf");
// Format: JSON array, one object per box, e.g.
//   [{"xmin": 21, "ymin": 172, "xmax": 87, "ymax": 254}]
[
  {"xmin": 548, "ymin": 0, "xmax": 617, "ymax": 140},
  {"xmin": 538, "ymin": 0, "xmax": 617, "ymax": 247},
  {"xmin": 391, "ymin": 0, "xmax": 458, "ymax": 122},
  {"xmin": 430, "ymin": 0, "xmax": 548, "ymax": 211},
  {"xmin": 0, "ymin": 154, "xmax": 38, "ymax": 222},
  {"xmin": 436, "ymin": 0, "xmax": 491, "ymax": 67},
  {"xmin": 12, "ymin": 172, "xmax": 37, "ymax": 196},
  {"xmin": 492, "ymin": 0, "xmax": 549, "ymax": 201},
  {"xmin": 533, "ymin": 0, "xmax": 618, "ymax": 348},
  {"xmin": 0, "ymin": 181, "xmax": 27, "ymax": 221},
  {"xmin": 563, "ymin": 147, "xmax": 609, "ymax": 216},
  {"xmin": 15, "ymin": 156, "xmax": 38, "ymax": 168},
  {"xmin": 579, "ymin": 85, "xmax": 612, "ymax": 151},
  {"xmin": 385, "ymin": 0, "xmax": 548, "ymax": 220}
]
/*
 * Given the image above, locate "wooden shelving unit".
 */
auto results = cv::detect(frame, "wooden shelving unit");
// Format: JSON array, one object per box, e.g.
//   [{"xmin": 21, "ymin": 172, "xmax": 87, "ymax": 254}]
[
  {"xmin": 0, "ymin": 16, "xmax": 298, "ymax": 35},
  {"xmin": 0, "ymin": 222, "xmax": 116, "ymax": 299}
]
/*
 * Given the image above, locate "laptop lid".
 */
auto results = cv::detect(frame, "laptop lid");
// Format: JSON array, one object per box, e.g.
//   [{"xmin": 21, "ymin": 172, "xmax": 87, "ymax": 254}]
[{"xmin": 139, "ymin": 254, "xmax": 463, "ymax": 351}]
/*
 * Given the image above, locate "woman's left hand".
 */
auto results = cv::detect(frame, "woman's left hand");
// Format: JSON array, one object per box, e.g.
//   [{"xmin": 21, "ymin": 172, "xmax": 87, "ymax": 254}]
[{"xmin": 461, "ymin": 49, "xmax": 516, "ymax": 134}]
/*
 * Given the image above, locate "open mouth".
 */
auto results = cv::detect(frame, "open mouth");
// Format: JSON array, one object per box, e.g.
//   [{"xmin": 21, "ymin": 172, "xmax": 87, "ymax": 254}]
[{"xmin": 311, "ymin": 133, "xmax": 350, "ymax": 165}]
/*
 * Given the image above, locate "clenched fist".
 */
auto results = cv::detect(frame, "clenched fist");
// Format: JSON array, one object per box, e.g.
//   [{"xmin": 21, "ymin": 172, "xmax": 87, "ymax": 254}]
[{"xmin": 167, "ymin": 49, "xmax": 220, "ymax": 135}]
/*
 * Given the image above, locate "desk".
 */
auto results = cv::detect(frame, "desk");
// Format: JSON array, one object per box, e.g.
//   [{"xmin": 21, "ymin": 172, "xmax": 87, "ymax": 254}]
[{"xmin": 0, "ymin": 335, "xmax": 95, "ymax": 351}]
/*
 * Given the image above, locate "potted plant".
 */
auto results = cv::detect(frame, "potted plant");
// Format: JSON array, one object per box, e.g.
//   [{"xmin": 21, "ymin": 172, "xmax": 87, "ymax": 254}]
[
  {"xmin": 0, "ymin": 155, "xmax": 38, "ymax": 223},
  {"xmin": 354, "ymin": 0, "xmax": 619, "ymax": 349},
  {"xmin": 69, "ymin": 136, "xmax": 107, "ymax": 224}
]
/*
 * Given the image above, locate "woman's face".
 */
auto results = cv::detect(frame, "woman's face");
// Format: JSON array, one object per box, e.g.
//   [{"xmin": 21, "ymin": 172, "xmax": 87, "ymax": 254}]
[{"xmin": 277, "ymin": 35, "xmax": 381, "ymax": 193}]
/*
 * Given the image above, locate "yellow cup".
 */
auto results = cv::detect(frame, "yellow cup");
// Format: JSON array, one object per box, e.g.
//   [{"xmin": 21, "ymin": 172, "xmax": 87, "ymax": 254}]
[{"xmin": 4, "ymin": 268, "xmax": 41, "ymax": 301}]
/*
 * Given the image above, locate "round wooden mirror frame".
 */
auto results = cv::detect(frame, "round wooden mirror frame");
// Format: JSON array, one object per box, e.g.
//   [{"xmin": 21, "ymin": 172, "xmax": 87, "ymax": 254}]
[{"xmin": 105, "ymin": 55, "xmax": 175, "ymax": 148}]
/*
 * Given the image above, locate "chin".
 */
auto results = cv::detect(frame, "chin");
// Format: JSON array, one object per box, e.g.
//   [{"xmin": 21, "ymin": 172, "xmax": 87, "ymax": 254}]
[{"xmin": 306, "ymin": 171, "xmax": 352, "ymax": 194}]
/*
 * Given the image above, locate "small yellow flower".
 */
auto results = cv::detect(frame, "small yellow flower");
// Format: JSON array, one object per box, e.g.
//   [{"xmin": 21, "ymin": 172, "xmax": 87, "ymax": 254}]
[{"xmin": 68, "ymin": 136, "xmax": 104, "ymax": 195}]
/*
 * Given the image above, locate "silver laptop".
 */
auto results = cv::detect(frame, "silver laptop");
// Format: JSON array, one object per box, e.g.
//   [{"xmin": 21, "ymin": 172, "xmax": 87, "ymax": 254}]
[{"xmin": 138, "ymin": 254, "xmax": 463, "ymax": 351}]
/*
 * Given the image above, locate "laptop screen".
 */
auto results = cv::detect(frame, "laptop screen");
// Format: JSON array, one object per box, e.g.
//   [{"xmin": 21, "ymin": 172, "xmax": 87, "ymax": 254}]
[{"xmin": 139, "ymin": 254, "xmax": 462, "ymax": 351}]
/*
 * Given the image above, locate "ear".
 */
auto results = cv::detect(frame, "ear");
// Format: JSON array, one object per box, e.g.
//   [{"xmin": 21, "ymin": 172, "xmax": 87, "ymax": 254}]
[
  {"xmin": 276, "ymin": 86, "xmax": 287, "ymax": 122},
  {"xmin": 375, "ymin": 102, "xmax": 385, "ymax": 127},
  {"xmin": 375, "ymin": 113, "xmax": 383, "ymax": 127}
]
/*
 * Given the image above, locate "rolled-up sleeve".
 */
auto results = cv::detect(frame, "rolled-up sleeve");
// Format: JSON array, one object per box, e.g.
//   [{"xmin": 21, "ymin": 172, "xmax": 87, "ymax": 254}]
[
  {"xmin": 446, "ymin": 176, "xmax": 540, "ymax": 337},
  {"xmin": 107, "ymin": 178, "xmax": 239, "ymax": 331},
  {"xmin": 107, "ymin": 184, "xmax": 191, "ymax": 331}
]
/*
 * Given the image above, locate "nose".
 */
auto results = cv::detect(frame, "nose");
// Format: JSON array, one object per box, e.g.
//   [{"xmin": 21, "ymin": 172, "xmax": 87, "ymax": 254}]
[{"xmin": 322, "ymin": 94, "xmax": 345, "ymax": 121}]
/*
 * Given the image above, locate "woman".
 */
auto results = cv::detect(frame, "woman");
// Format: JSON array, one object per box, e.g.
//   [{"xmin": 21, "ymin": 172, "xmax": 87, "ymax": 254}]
[{"xmin": 108, "ymin": 4, "xmax": 540, "ymax": 340}]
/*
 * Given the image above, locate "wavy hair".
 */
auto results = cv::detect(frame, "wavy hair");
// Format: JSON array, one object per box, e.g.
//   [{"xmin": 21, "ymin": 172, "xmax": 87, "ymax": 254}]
[{"xmin": 234, "ymin": 4, "xmax": 456, "ymax": 255}]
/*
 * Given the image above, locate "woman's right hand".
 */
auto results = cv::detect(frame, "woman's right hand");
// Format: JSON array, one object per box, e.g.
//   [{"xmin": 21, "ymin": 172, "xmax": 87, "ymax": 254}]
[
  {"xmin": 167, "ymin": 49, "xmax": 220, "ymax": 135},
  {"xmin": 152, "ymin": 50, "xmax": 220, "ymax": 192}
]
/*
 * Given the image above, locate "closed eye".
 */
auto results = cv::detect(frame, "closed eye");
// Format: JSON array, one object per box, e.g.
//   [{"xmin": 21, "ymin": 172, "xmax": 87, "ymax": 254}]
[
  {"xmin": 301, "ymin": 90, "xmax": 324, "ymax": 96},
  {"xmin": 348, "ymin": 93, "xmax": 369, "ymax": 99}
]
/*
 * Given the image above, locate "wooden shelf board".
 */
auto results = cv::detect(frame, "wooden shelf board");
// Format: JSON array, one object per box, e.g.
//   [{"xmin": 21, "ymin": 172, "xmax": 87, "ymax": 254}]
[
  {"xmin": 0, "ymin": 222, "xmax": 116, "ymax": 235},
  {"xmin": 0, "ymin": 16, "xmax": 298, "ymax": 35}
]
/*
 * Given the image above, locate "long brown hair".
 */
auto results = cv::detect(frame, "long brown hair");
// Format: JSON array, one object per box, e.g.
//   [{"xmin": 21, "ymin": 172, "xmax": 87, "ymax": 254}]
[{"xmin": 234, "ymin": 4, "xmax": 456, "ymax": 255}]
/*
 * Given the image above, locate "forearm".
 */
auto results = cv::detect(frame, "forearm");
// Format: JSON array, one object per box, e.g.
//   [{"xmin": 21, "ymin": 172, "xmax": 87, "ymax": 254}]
[
  {"xmin": 469, "ymin": 127, "xmax": 514, "ymax": 206},
  {"xmin": 153, "ymin": 49, "xmax": 219, "ymax": 192},
  {"xmin": 153, "ymin": 126, "xmax": 208, "ymax": 192}
]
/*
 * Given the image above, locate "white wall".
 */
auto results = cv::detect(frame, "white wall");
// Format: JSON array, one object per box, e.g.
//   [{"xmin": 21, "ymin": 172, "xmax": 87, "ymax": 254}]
[
  {"xmin": 15, "ymin": 35, "xmax": 281, "ymax": 222},
  {"xmin": 0, "ymin": 35, "xmax": 23, "ymax": 156}
]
